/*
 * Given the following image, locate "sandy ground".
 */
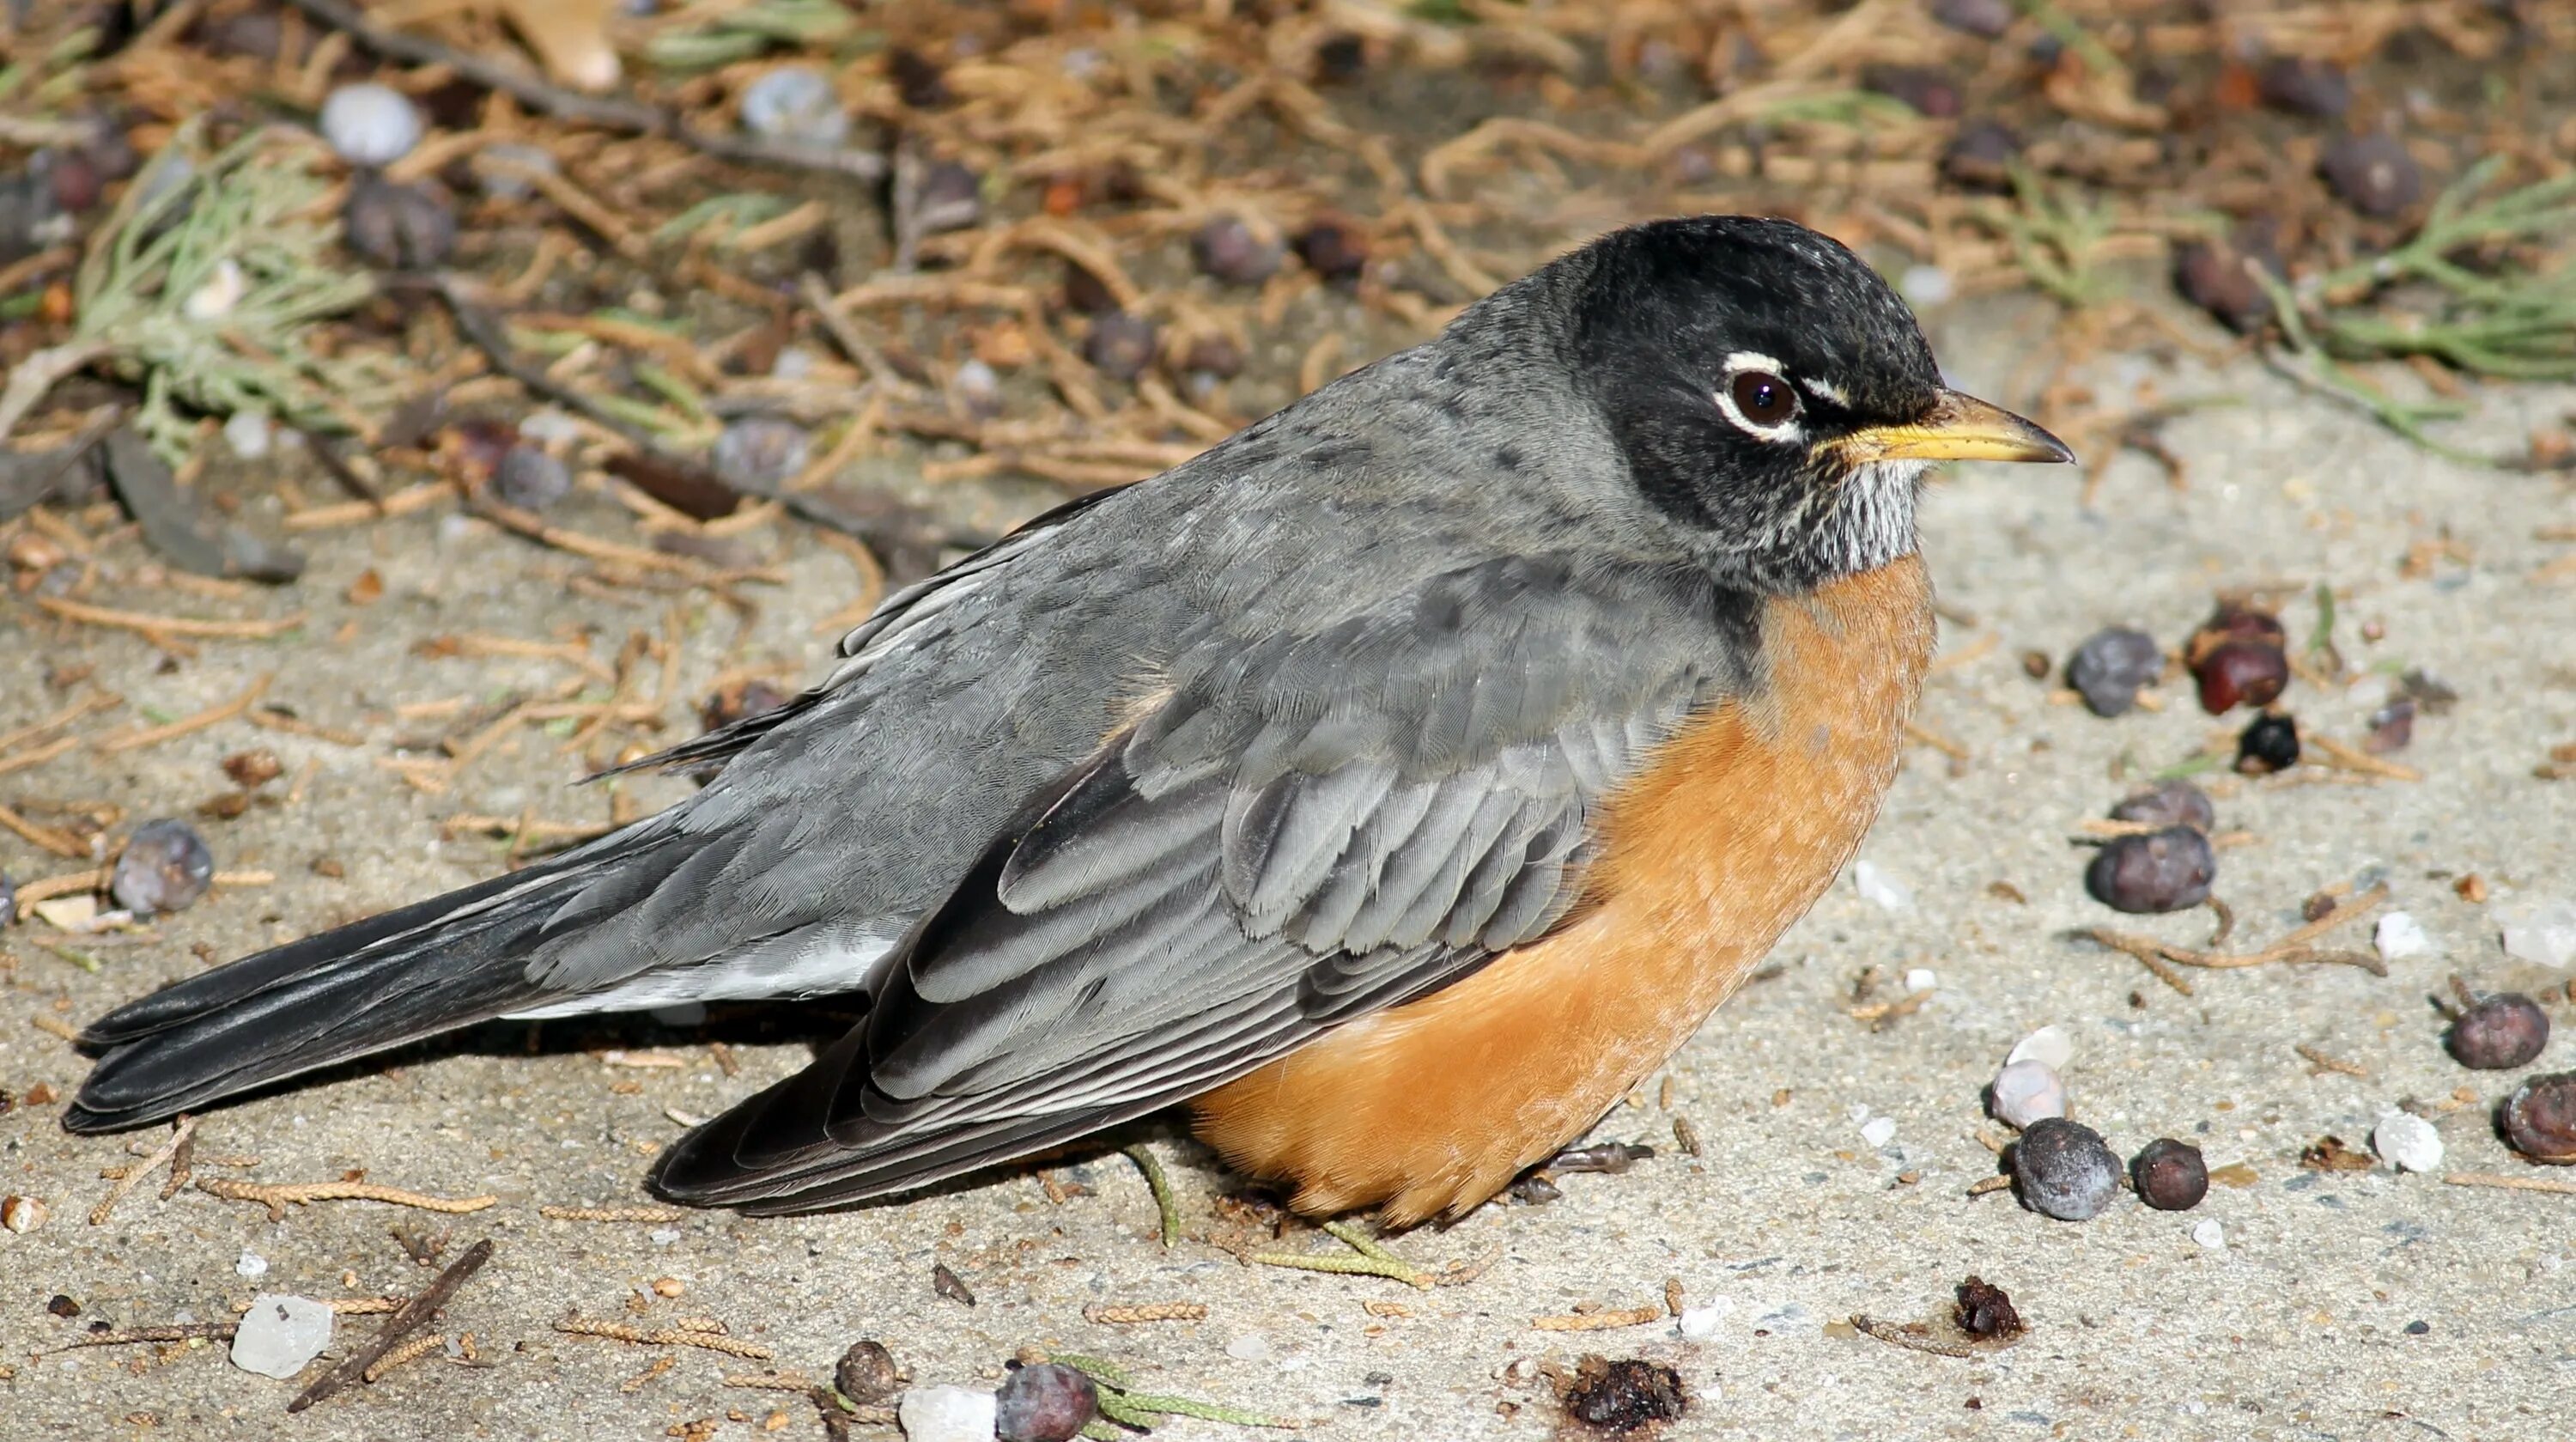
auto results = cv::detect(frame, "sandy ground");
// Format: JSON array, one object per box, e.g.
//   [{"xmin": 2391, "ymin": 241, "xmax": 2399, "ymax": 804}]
[{"xmin": 4, "ymin": 289, "xmax": 2575, "ymax": 1442}]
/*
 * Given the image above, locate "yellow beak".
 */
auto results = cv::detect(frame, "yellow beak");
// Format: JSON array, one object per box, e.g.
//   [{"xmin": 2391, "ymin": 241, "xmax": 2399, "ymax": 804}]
[{"xmin": 1828, "ymin": 390, "xmax": 2074, "ymax": 466}]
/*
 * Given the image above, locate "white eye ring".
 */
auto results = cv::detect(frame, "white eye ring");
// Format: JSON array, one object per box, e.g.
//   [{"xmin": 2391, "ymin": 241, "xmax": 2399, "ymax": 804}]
[{"xmin": 1713, "ymin": 351, "xmax": 1805, "ymax": 444}]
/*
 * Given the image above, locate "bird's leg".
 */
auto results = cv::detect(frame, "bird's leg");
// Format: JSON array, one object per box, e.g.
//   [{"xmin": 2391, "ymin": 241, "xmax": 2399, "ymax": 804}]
[{"xmin": 1249, "ymin": 1219, "xmax": 1436, "ymax": 1290}]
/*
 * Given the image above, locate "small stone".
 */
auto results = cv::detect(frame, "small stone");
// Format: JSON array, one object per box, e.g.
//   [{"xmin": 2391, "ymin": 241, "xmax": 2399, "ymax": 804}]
[
  {"xmin": 740, "ymin": 66, "xmax": 848, "ymax": 146},
  {"xmin": 953, "ymin": 358, "xmax": 1003, "ymax": 418},
  {"xmin": 341, "ymin": 175, "xmax": 456, "ymax": 268},
  {"xmin": 236, "ymin": 1249, "xmax": 269, "ymax": 1278},
  {"xmin": 2498, "ymin": 899, "xmax": 2576, "ymax": 969},
  {"xmin": 1851, "ymin": 859, "xmax": 1912, "ymax": 912},
  {"xmin": 1677, "ymin": 1305, "xmax": 1725, "ymax": 1342},
  {"xmin": 184, "ymin": 257, "xmax": 246, "ymax": 321},
  {"xmin": 1990, "ymin": 1060, "xmax": 2066, "ymax": 1129},
  {"xmin": 2129, "ymin": 1139, "xmax": 2208, "ymax": 1211},
  {"xmin": 2011, "ymin": 1117, "xmax": 2121, "ymax": 1221},
  {"xmin": 2191, "ymin": 1218, "xmax": 2226, "ymax": 1250},
  {"xmin": 1, "ymin": 1194, "xmax": 46, "ymax": 1233},
  {"xmin": 1953, "ymin": 1276, "xmax": 2021, "ymax": 1338},
  {"xmin": 2365, "ymin": 696, "xmax": 2415, "ymax": 753},
  {"xmin": 2235, "ymin": 713, "xmax": 2301, "ymax": 775},
  {"xmin": 2372, "ymin": 911, "xmax": 2430, "ymax": 964},
  {"xmin": 2319, "ymin": 133, "xmax": 2423, "ymax": 218},
  {"xmin": 0, "ymin": 870, "xmax": 14, "ymax": 925},
  {"xmin": 1899, "ymin": 265, "xmax": 1954, "ymax": 307},
  {"xmin": 2447, "ymin": 992, "xmax": 2549, "ymax": 1070},
  {"xmin": 833, "ymin": 1339, "xmax": 903, "ymax": 1404},
  {"xmin": 1224, "ymin": 1332, "xmax": 1271, "ymax": 1360},
  {"xmin": 912, "ymin": 161, "xmax": 985, "ymax": 234},
  {"xmin": 769, "ymin": 345, "xmax": 817, "ymax": 380},
  {"xmin": 993, "ymin": 1363, "xmax": 1097, "ymax": 1442},
  {"xmin": 1859, "ymin": 1115, "xmax": 1898, "ymax": 1148},
  {"xmin": 2008, "ymin": 1025, "xmax": 2074, "ymax": 1072},
  {"xmin": 2371, "ymin": 1111, "xmax": 2444, "ymax": 1173},
  {"xmin": 899, "ymin": 1385, "xmax": 999, "ymax": 1442},
  {"xmin": 2257, "ymin": 58, "xmax": 2351, "ymax": 119},
  {"xmin": 319, "ymin": 83, "xmax": 422, "ymax": 167},
  {"xmin": 1193, "ymin": 216, "xmax": 1283, "ymax": 288},
  {"xmin": 2065, "ymin": 627, "xmax": 2161, "ymax": 716},
  {"xmin": 713, "ymin": 417, "xmax": 811, "ymax": 490},
  {"xmin": 2110, "ymin": 780, "xmax": 2215, "ymax": 833},
  {"xmin": 2086, "ymin": 826, "xmax": 2216, "ymax": 914},
  {"xmin": 493, "ymin": 446, "xmax": 571, "ymax": 510},
  {"xmin": 229, "ymin": 1293, "xmax": 333, "ymax": 1379},
  {"xmin": 222, "ymin": 411, "xmax": 272, "ymax": 460},
  {"xmin": 2501, "ymin": 1074, "xmax": 2576, "ymax": 1164},
  {"xmin": 2172, "ymin": 226, "xmax": 2286, "ymax": 334},
  {"xmin": 1082, "ymin": 313, "xmax": 1157, "ymax": 382},
  {"xmin": 112, "ymin": 819, "xmax": 214, "ymax": 916},
  {"xmin": 468, "ymin": 141, "xmax": 557, "ymax": 200},
  {"xmin": 1902, "ymin": 967, "xmax": 1938, "ymax": 995}
]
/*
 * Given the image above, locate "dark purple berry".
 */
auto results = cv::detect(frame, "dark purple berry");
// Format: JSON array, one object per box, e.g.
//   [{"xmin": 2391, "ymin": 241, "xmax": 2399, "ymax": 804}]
[
  {"xmin": 1929, "ymin": 0, "xmax": 2014, "ymax": 38},
  {"xmin": 1862, "ymin": 65, "xmax": 1961, "ymax": 118},
  {"xmin": 2319, "ymin": 133, "xmax": 2423, "ymax": 218},
  {"xmin": 2109, "ymin": 780, "xmax": 2215, "ymax": 833},
  {"xmin": 2449, "ymin": 993, "xmax": 2549, "ymax": 1070},
  {"xmin": 2065, "ymin": 627, "xmax": 2162, "ymax": 716},
  {"xmin": 1940, "ymin": 119, "xmax": 2020, "ymax": 193},
  {"xmin": 1953, "ymin": 1276, "xmax": 2021, "ymax": 1337},
  {"xmin": 1179, "ymin": 332, "xmax": 1244, "ymax": 379},
  {"xmin": 2130, "ymin": 1139, "xmax": 2208, "ymax": 1211},
  {"xmin": 1192, "ymin": 215, "xmax": 1282, "ymax": 288},
  {"xmin": 1312, "ymin": 33, "xmax": 1367, "ymax": 83},
  {"xmin": 2086, "ymin": 827, "xmax": 2215, "ymax": 914},
  {"xmin": 2503, "ymin": 1074, "xmax": 2576, "ymax": 1164},
  {"xmin": 1083, "ymin": 313, "xmax": 1157, "ymax": 382},
  {"xmin": 995, "ymin": 1362, "xmax": 1099, "ymax": 1442},
  {"xmin": 2193, "ymin": 640, "xmax": 2289, "ymax": 714},
  {"xmin": 886, "ymin": 48, "xmax": 951, "ymax": 109},
  {"xmin": 2365, "ymin": 696, "xmax": 2415, "ymax": 753},
  {"xmin": 2257, "ymin": 57, "xmax": 2351, "ymax": 118},
  {"xmin": 1293, "ymin": 218, "xmax": 1369, "ymax": 282},
  {"xmin": 112, "ymin": 819, "xmax": 214, "ymax": 916},
  {"xmin": 2236, "ymin": 712, "xmax": 2301, "ymax": 775},
  {"xmin": 2011, "ymin": 1117, "xmax": 2121, "ymax": 1221},
  {"xmin": 2173, "ymin": 226, "xmax": 2286, "ymax": 334},
  {"xmin": 1060, "ymin": 260, "xmax": 1119, "ymax": 315},
  {"xmin": 833, "ymin": 1339, "xmax": 902, "ymax": 1404}
]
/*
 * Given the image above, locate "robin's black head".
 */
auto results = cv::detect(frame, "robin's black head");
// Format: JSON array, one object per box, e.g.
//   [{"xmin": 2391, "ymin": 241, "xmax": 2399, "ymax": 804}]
[{"xmin": 1559, "ymin": 216, "xmax": 2069, "ymax": 591}]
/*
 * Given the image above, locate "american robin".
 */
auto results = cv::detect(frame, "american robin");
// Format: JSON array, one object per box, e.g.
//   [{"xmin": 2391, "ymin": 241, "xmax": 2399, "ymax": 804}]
[{"xmin": 67, "ymin": 216, "xmax": 2069, "ymax": 1226}]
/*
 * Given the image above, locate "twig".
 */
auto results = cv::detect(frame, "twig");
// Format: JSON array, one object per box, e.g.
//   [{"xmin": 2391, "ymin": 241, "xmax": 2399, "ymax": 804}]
[
  {"xmin": 2444, "ymin": 1172, "xmax": 2576, "ymax": 1197},
  {"xmin": 1530, "ymin": 1302, "xmax": 1667, "ymax": 1332},
  {"xmin": 1848, "ymin": 1315, "xmax": 1977, "ymax": 1358},
  {"xmin": 360, "ymin": 1332, "xmax": 446, "ymax": 1384},
  {"xmin": 198, "ymin": 1177, "xmax": 497, "ymax": 1221},
  {"xmin": 1083, "ymin": 1301, "xmax": 1209, "ymax": 1324},
  {"xmin": 289, "ymin": 1237, "xmax": 494, "ymax": 1413},
  {"xmin": 42, "ymin": 1322, "xmax": 238, "ymax": 1353},
  {"xmin": 276, "ymin": 0, "xmax": 884, "ymax": 180},
  {"xmin": 2078, "ymin": 884, "xmax": 2391, "ymax": 991},
  {"xmin": 96, "ymin": 673, "xmax": 275, "ymax": 753},
  {"xmin": 538, "ymin": 1204, "xmax": 683, "ymax": 1221},
  {"xmin": 2295, "ymin": 1043, "xmax": 2370, "ymax": 1079},
  {"xmin": 1250, "ymin": 1220, "xmax": 1439, "ymax": 1290},
  {"xmin": 1124, "ymin": 1143, "xmax": 1182, "ymax": 1248},
  {"xmin": 89, "ymin": 1115, "xmax": 197, "ymax": 1226},
  {"xmin": 33, "ymin": 595, "xmax": 306, "ymax": 639},
  {"xmin": 556, "ymin": 1317, "xmax": 776, "ymax": 1360}
]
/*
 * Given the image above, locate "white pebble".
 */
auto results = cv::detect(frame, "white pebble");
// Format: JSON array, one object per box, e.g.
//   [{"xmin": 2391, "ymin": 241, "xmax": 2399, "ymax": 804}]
[
  {"xmin": 2373, "ymin": 911, "xmax": 2431, "ymax": 963},
  {"xmin": 769, "ymin": 345, "xmax": 818, "ymax": 380},
  {"xmin": 740, "ymin": 66, "xmax": 849, "ymax": 146},
  {"xmin": 1851, "ymin": 859, "xmax": 1912, "ymax": 912},
  {"xmin": 229, "ymin": 1294, "xmax": 333, "ymax": 1379},
  {"xmin": 896, "ymin": 1384, "xmax": 998, "ymax": 1442},
  {"xmin": 2007, "ymin": 1025, "xmax": 2075, "ymax": 1071},
  {"xmin": 1858, "ymin": 1115, "xmax": 1898, "ymax": 1148},
  {"xmin": 1902, "ymin": 967, "xmax": 1939, "ymax": 995},
  {"xmin": 1989, "ymin": 1059, "xmax": 2067, "ymax": 1129},
  {"xmin": 647, "ymin": 1227, "xmax": 682, "ymax": 1246},
  {"xmin": 235, "ymin": 1249, "xmax": 268, "ymax": 1279},
  {"xmin": 1677, "ymin": 1305, "xmax": 1726, "ymax": 1342},
  {"xmin": 1900, "ymin": 264, "xmax": 1955, "ymax": 307},
  {"xmin": 1224, "ymin": 1332, "xmax": 1271, "ymax": 1360},
  {"xmin": 222, "ymin": 410, "xmax": 272, "ymax": 460},
  {"xmin": 2191, "ymin": 1219, "xmax": 2226, "ymax": 1250},
  {"xmin": 2499, "ymin": 899, "xmax": 2576, "ymax": 969},
  {"xmin": 183, "ymin": 258, "xmax": 245, "ymax": 321},
  {"xmin": 2372, "ymin": 1111, "xmax": 2444, "ymax": 1173},
  {"xmin": 469, "ymin": 141, "xmax": 558, "ymax": 200},
  {"xmin": 517, "ymin": 409, "xmax": 585, "ymax": 446},
  {"xmin": 320, "ymin": 83, "xmax": 423, "ymax": 167}
]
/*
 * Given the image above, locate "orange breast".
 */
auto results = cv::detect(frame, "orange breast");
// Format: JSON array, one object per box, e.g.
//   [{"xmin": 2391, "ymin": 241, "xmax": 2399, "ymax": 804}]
[{"xmin": 1191, "ymin": 557, "xmax": 1935, "ymax": 1225}]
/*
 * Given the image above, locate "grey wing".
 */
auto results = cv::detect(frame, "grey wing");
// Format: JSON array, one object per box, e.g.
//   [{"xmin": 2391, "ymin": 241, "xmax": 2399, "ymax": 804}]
[{"xmin": 648, "ymin": 556, "xmax": 1731, "ymax": 1212}]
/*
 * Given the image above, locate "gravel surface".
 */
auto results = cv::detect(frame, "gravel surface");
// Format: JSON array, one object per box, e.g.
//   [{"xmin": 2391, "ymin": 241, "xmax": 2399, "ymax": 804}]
[{"xmin": 4, "ymin": 292, "xmax": 2574, "ymax": 1440}]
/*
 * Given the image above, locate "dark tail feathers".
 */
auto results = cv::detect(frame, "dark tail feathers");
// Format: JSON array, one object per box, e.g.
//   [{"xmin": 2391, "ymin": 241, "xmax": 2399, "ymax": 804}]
[{"xmin": 67, "ymin": 837, "xmax": 641, "ymax": 1133}]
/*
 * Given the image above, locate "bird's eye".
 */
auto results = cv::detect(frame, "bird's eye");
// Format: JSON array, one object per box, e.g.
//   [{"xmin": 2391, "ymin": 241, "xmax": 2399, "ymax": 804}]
[{"xmin": 1728, "ymin": 371, "xmax": 1799, "ymax": 426}]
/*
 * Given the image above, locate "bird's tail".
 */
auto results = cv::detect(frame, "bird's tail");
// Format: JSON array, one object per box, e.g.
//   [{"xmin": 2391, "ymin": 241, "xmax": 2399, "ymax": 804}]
[{"xmin": 65, "ymin": 827, "xmax": 666, "ymax": 1133}]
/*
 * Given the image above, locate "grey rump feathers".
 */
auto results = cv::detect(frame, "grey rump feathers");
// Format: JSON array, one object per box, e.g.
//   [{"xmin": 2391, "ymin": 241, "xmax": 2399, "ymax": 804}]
[{"xmin": 69, "ymin": 216, "xmax": 1941, "ymax": 1212}]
